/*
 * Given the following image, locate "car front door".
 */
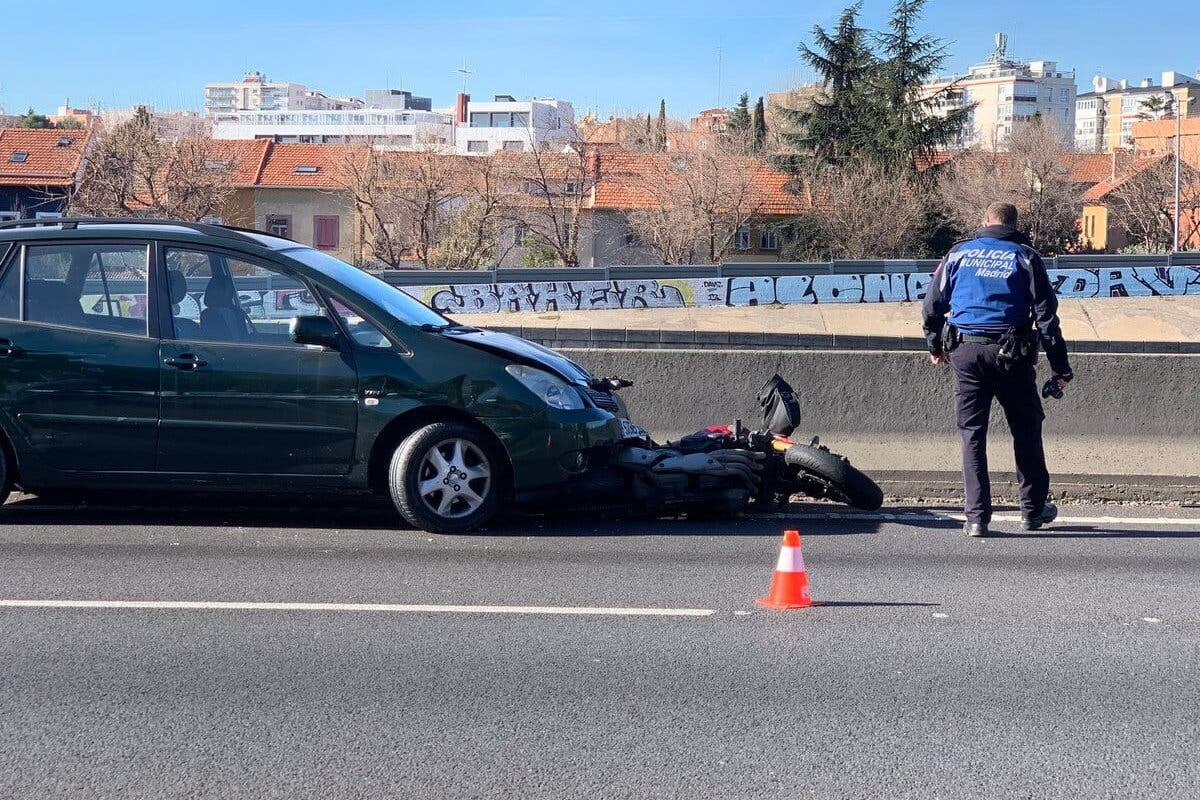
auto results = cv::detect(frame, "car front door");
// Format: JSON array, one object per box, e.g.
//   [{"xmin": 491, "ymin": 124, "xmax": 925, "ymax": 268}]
[
  {"xmin": 0, "ymin": 240, "xmax": 160, "ymax": 474},
  {"xmin": 155, "ymin": 245, "xmax": 359, "ymax": 476}
]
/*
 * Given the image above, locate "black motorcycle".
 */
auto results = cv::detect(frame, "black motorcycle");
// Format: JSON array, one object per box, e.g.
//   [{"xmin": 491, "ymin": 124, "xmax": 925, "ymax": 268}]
[{"xmin": 600, "ymin": 374, "xmax": 884, "ymax": 517}]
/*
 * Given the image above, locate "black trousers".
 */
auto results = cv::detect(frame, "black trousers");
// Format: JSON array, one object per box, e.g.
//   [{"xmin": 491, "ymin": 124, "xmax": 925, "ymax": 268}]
[{"xmin": 949, "ymin": 342, "xmax": 1050, "ymax": 523}]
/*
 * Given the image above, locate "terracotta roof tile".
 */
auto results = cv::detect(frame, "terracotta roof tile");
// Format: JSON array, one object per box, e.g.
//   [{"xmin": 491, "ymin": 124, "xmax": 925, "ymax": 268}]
[
  {"xmin": 1081, "ymin": 155, "xmax": 1167, "ymax": 202},
  {"xmin": 591, "ymin": 149, "xmax": 810, "ymax": 215},
  {"xmin": 0, "ymin": 127, "xmax": 93, "ymax": 187},
  {"xmin": 255, "ymin": 142, "xmax": 365, "ymax": 187}
]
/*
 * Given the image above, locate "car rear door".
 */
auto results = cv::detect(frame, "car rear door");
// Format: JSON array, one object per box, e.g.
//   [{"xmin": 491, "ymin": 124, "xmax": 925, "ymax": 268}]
[
  {"xmin": 154, "ymin": 244, "xmax": 359, "ymax": 476},
  {"xmin": 0, "ymin": 239, "xmax": 160, "ymax": 474}
]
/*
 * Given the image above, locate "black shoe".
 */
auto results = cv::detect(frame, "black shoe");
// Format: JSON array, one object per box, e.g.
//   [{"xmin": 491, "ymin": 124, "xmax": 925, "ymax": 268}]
[
  {"xmin": 1021, "ymin": 502, "xmax": 1059, "ymax": 531},
  {"xmin": 964, "ymin": 521, "xmax": 991, "ymax": 538}
]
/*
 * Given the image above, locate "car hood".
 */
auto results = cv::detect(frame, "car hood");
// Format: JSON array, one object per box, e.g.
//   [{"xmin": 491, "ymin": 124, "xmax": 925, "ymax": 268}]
[{"xmin": 439, "ymin": 328, "xmax": 594, "ymax": 385}]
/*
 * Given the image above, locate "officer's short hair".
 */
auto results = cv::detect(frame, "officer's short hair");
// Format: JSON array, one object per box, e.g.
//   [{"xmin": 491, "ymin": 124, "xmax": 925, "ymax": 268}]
[{"xmin": 985, "ymin": 202, "xmax": 1019, "ymax": 226}]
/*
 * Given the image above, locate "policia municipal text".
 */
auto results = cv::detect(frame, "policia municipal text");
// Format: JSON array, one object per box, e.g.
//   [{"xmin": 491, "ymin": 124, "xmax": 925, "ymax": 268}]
[{"xmin": 922, "ymin": 203, "xmax": 1073, "ymax": 537}]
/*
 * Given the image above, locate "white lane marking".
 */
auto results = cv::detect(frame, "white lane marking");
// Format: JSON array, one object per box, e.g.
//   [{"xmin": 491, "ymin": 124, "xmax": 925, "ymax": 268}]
[
  {"xmin": 0, "ymin": 599, "xmax": 713, "ymax": 617},
  {"xmin": 767, "ymin": 512, "xmax": 1200, "ymax": 528}
]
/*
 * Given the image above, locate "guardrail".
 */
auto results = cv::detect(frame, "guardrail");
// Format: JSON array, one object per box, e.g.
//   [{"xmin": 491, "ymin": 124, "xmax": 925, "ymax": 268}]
[{"xmin": 375, "ymin": 252, "xmax": 1200, "ymax": 286}]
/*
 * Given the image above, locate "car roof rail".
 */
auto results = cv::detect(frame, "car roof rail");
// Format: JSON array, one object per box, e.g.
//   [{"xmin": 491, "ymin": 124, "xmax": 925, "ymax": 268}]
[{"xmin": 0, "ymin": 216, "xmax": 275, "ymax": 246}]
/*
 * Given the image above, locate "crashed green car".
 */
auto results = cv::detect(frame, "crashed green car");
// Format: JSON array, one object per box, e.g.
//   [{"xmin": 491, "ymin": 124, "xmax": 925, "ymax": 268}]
[{"xmin": 0, "ymin": 218, "xmax": 643, "ymax": 532}]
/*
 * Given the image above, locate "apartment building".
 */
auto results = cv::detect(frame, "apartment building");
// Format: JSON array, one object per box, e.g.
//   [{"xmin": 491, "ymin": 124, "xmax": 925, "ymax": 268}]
[
  {"xmin": 204, "ymin": 72, "xmax": 362, "ymax": 121},
  {"xmin": 923, "ymin": 34, "xmax": 1076, "ymax": 149},
  {"xmin": 453, "ymin": 94, "xmax": 575, "ymax": 155},
  {"xmin": 1075, "ymin": 71, "xmax": 1200, "ymax": 153},
  {"xmin": 212, "ymin": 108, "xmax": 454, "ymax": 148}
]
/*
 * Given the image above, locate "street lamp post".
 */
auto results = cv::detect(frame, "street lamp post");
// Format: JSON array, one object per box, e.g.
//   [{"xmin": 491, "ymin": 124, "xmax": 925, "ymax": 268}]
[{"xmin": 1175, "ymin": 96, "xmax": 1198, "ymax": 253}]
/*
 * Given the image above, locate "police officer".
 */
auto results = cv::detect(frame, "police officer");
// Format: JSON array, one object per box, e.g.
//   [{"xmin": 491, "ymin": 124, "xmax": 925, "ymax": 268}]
[{"xmin": 923, "ymin": 203, "xmax": 1073, "ymax": 537}]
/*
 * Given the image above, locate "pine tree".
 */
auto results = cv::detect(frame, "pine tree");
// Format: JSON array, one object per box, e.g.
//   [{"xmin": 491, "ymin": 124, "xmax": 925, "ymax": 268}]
[
  {"xmin": 778, "ymin": 2, "xmax": 875, "ymax": 167},
  {"xmin": 868, "ymin": 0, "xmax": 973, "ymax": 174},
  {"xmin": 655, "ymin": 99, "xmax": 668, "ymax": 152},
  {"xmin": 728, "ymin": 93, "xmax": 751, "ymax": 130},
  {"xmin": 751, "ymin": 97, "xmax": 767, "ymax": 152}
]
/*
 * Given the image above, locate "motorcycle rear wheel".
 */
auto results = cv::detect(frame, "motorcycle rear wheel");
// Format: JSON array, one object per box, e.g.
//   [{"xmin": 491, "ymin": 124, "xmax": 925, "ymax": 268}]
[{"xmin": 784, "ymin": 444, "xmax": 884, "ymax": 511}]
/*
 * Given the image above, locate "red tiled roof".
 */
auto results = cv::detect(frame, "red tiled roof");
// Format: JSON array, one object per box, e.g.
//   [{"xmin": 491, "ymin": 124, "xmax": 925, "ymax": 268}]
[
  {"xmin": 0, "ymin": 127, "xmax": 93, "ymax": 187},
  {"xmin": 1081, "ymin": 155, "xmax": 1166, "ymax": 202},
  {"xmin": 208, "ymin": 139, "xmax": 271, "ymax": 187},
  {"xmin": 1062, "ymin": 153, "xmax": 1120, "ymax": 185},
  {"xmin": 591, "ymin": 149, "xmax": 810, "ymax": 216},
  {"xmin": 254, "ymin": 142, "xmax": 366, "ymax": 187}
]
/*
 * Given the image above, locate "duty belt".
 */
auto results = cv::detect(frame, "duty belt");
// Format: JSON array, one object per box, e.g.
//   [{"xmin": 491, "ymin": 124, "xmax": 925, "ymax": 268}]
[{"xmin": 960, "ymin": 332, "xmax": 1007, "ymax": 344}]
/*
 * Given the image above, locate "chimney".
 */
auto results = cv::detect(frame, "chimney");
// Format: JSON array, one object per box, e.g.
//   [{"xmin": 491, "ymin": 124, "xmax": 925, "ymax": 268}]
[{"xmin": 455, "ymin": 92, "xmax": 470, "ymax": 125}]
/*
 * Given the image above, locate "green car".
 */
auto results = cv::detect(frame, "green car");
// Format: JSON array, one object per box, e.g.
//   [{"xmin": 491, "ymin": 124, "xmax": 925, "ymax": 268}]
[{"xmin": 0, "ymin": 218, "xmax": 641, "ymax": 533}]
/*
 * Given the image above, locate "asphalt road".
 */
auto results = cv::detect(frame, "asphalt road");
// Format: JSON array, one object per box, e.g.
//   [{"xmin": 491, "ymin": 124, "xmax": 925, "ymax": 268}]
[{"xmin": 1, "ymin": 494, "xmax": 1199, "ymax": 799}]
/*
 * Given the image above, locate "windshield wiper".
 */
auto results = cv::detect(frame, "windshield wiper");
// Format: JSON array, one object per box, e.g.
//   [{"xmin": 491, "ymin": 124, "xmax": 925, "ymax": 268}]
[{"xmin": 419, "ymin": 322, "xmax": 479, "ymax": 334}]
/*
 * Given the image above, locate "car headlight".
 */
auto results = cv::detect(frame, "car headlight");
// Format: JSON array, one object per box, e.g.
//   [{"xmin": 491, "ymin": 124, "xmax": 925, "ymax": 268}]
[{"xmin": 505, "ymin": 365, "xmax": 585, "ymax": 410}]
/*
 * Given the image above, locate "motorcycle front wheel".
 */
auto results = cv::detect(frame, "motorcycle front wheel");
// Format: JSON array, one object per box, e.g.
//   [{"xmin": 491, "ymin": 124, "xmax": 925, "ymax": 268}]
[{"xmin": 784, "ymin": 444, "xmax": 884, "ymax": 511}]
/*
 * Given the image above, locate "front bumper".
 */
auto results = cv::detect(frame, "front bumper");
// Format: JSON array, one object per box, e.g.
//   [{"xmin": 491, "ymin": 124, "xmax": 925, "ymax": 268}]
[{"xmin": 487, "ymin": 409, "xmax": 630, "ymax": 494}]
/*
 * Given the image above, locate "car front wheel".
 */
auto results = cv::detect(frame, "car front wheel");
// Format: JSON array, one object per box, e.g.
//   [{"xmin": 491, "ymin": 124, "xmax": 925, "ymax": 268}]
[{"xmin": 388, "ymin": 422, "xmax": 503, "ymax": 533}]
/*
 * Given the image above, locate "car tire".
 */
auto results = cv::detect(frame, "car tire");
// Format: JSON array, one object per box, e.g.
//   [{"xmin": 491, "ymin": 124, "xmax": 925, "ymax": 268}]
[
  {"xmin": 784, "ymin": 444, "xmax": 884, "ymax": 511},
  {"xmin": 388, "ymin": 422, "xmax": 504, "ymax": 534}
]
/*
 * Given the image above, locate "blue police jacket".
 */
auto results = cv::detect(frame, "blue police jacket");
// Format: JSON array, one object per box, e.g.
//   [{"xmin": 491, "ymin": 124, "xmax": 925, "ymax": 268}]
[{"xmin": 922, "ymin": 224, "xmax": 1072, "ymax": 376}]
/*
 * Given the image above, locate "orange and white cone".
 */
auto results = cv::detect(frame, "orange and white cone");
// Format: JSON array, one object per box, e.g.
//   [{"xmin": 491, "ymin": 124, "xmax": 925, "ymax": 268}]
[{"xmin": 756, "ymin": 530, "xmax": 814, "ymax": 609}]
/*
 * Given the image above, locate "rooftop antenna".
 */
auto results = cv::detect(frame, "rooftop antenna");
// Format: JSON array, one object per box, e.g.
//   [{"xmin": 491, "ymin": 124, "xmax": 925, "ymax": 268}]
[
  {"xmin": 990, "ymin": 32, "xmax": 1008, "ymax": 63},
  {"xmin": 456, "ymin": 59, "xmax": 473, "ymax": 94}
]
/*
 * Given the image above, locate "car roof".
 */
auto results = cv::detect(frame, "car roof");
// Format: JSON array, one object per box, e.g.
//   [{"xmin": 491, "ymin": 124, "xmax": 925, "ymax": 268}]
[{"xmin": 0, "ymin": 218, "xmax": 296, "ymax": 253}]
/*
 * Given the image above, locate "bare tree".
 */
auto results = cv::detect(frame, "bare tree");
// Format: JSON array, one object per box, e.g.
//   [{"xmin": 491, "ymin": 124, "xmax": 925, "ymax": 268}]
[
  {"xmin": 1105, "ymin": 155, "xmax": 1200, "ymax": 252},
  {"xmin": 508, "ymin": 135, "xmax": 597, "ymax": 267},
  {"xmin": 71, "ymin": 109, "xmax": 234, "ymax": 221},
  {"xmin": 939, "ymin": 118, "xmax": 1081, "ymax": 252},
  {"xmin": 339, "ymin": 143, "xmax": 510, "ymax": 269},
  {"xmin": 800, "ymin": 162, "xmax": 928, "ymax": 259},
  {"xmin": 428, "ymin": 153, "xmax": 510, "ymax": 269},
  {"xmin": 621, "ymin": 136, "xmax": 767, "ymax": 264}
]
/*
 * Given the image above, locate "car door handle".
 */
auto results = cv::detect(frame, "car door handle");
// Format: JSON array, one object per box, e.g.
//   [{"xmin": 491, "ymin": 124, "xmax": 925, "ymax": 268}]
[
  {"xmin": 163, "ymin": 354, "xmax": 208, "ymax": 371},
  {"xmin": 0, "ymin": 339, "xmax": 20, "ymax": 358}
]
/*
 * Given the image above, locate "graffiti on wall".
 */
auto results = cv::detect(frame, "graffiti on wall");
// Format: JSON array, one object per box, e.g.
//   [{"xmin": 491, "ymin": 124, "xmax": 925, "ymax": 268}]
[{"xmin": 403, "ymin": 267, "xmax": 1200, "ymax": 314}]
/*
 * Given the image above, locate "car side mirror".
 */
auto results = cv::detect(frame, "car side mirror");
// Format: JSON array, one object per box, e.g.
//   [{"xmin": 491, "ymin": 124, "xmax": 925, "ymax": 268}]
[{"xmin": 290, "ymin": 315, "xmax": 341, "ymax": 350}]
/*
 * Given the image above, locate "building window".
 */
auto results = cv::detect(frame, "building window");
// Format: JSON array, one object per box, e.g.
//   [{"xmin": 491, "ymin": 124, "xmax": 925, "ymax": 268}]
[
  {"xmin": 469, "ymin": 112, "xmax": 490, "ymax": 127},
  {"xmin": 760, "ymin": 227, "xmax": 779, "ymax": 251},
  {"xmin": 502, "ymin": 140, "xmax": 523, "ymax": 152},
  {"xmin": 466, "ymin": 140, "xmax": 488, "ymax": 153},
  {"xmin": 10, "ymin": 152, "xmax": 29, "ymax": 164},
  {"xmin": 313, "ymin": 216, "xmax": 340, "ymax": 250},
  {"xmin": 265, "ymin": 215, "xmax": 292, "ymax": 238},
  {"xmin": 511, "ymin": 111, "xmax": 530, "ymax": 127},
  {"xmin": 512, "ymin": 222, "xmax": 529, "ymax": 246},
  {"xmin": 564, "ymin": 181, "xmax": 580, "ymax": 196},
  {"xmin": 735, "ymin": 225, "xmax": 751, "ymax": 250}
]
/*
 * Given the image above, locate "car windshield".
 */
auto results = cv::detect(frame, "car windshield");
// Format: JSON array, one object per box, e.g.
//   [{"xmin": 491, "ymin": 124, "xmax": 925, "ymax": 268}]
[{"xmin": 285, "ymin": 248, "xmax": 451, "ymax": 329}]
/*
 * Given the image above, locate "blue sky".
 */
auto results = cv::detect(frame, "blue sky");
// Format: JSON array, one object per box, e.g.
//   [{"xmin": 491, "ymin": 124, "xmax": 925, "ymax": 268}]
[{"xmin": 2, "ymin": 0, "xmax": 1196, "ymax": 119}]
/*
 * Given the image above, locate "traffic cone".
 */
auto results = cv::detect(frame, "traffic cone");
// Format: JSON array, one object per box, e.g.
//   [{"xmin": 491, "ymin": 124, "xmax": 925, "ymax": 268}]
[{"xmin": 757, "ymin": 530, "xmax": 814, "ymax": 609}]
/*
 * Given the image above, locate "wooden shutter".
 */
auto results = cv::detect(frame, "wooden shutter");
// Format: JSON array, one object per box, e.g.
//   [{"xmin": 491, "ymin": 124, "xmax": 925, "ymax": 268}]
[{"xmin": 313, "ymin": 216, "xmax": 339, "ymax": 249}]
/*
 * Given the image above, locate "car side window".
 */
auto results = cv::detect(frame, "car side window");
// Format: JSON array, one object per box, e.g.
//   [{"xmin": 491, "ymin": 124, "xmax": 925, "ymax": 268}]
[
  {"xmin": 164, "ymin": 247, "xmax": 325, "ymax": 348},
  {"xmin": 24, "ymin": 243, "xmax": 149, "ymax": 336},
  {"xmin": 325, "ymin": 294, "xmax": 395, "ymax": 349},
  {"xmin": 0, "ymin": 247, "xmax": 18, "ymax": 320}
]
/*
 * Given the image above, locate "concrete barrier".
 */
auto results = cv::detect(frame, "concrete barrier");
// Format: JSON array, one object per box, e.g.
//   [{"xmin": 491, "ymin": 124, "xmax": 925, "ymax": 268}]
[{"xmin": 568, "ymin": 348, "xmax": 1200, "ymax": 485}]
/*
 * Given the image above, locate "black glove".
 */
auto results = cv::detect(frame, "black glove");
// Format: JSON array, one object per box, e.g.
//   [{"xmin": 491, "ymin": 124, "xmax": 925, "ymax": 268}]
[{"xmin": 1041, "ymin": 373, "xmax": 1072, "ymax": 400}]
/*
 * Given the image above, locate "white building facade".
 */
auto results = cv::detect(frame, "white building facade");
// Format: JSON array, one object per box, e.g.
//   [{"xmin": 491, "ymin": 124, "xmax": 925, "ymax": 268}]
[
  {"xmin": 1075, "ymin": 71, "xmax": 1200, "ymax": 152},
  {"xmin": 211, "ymin": 109, "xmax": 454, "ymax": 148},
  {"xmin": 453, "ymin": 95, "xmax": 575, "ymax": 155},
  {"xmin": 204, "ymin": 72, "xmax": 362, "ymax": 121},
  {"xmin": 923, "ymin": 35, "xmax": 1076, "ymax": 150}
]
